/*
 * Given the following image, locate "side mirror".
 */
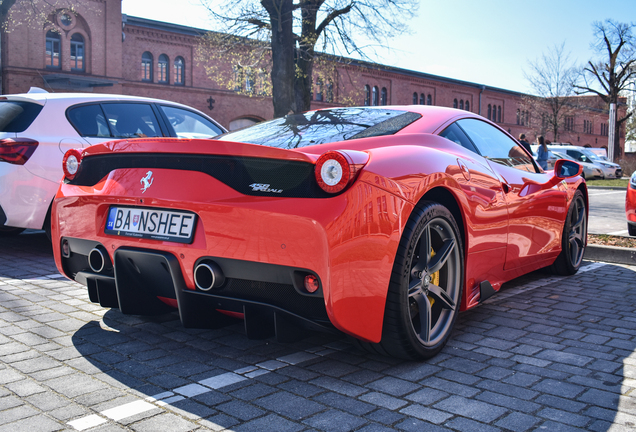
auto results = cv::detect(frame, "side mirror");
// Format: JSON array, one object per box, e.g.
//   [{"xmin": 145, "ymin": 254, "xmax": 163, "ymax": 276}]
[
  {"xmin": 520, "ymin": 159, "xmax": 582, "ymax": 197},
  {"xmin": 554, "ymin": 159, "xmax": 582, "ymax": 179}
]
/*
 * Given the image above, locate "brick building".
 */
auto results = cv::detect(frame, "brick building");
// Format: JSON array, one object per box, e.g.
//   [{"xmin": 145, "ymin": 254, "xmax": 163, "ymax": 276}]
[{"xmin": 1, "ymin": 0, "xmax": 626, "ymax": 153}]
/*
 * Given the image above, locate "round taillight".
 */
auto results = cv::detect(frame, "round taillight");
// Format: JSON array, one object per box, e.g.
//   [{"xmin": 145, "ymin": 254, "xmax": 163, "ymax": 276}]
[
  {"xmin": 62, "ymin": 149, "xmax": 82, "ymax": 180},
  {"xmin": 304, "ymin": 275, "xmax": 319, "ymax": 293},
  {"xmin": 315, "ymin": 151, "xmax": 351, "ymax": 193}
]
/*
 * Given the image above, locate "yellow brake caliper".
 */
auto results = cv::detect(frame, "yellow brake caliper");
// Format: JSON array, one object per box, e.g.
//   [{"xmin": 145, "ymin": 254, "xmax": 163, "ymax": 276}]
[{"xmin": 429, "ymin": 248, "xmax": 439, "ymax": 307}]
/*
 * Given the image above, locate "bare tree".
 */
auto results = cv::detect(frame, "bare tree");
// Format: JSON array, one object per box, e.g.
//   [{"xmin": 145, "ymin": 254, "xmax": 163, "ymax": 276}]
[
  {"xmin": 523, "ymin": 42, "xmax": 579, "ymax": 142},
  {"xmin": 199, "ymin": 0, "xmax": 418, "ymax": 118},
  {"xmin": 575, "ymin": 19, "xmax": 636, "ymax": 159}
]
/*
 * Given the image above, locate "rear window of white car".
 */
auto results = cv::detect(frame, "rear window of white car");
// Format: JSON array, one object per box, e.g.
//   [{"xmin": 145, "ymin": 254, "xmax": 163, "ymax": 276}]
[
  {"xmin": 68, "ymin": 103, "xmax": 161, "ymax": 138},
  {"xmin": 0, "ymin": 101, "xmax": 44, "ymax": 132}
]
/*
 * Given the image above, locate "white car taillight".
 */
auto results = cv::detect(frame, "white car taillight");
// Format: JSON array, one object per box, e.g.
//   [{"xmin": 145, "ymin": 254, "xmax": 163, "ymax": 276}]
[
  {"xmin": 0, "ymin": 138, "xmax": 38, "ymax": 165},
  {"xmin": 62, "ymin": 149, "xmax": 83, "ymax": 180},
  {"xmin": 314, "ymin": 150, "xmax": 369, "ymax": 194}
]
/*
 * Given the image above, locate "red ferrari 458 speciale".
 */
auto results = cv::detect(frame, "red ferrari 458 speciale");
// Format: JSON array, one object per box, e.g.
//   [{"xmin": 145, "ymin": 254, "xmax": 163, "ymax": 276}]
[{"xmin": 52, "ymin": 106, "xmax": 587, "ymax": 360}]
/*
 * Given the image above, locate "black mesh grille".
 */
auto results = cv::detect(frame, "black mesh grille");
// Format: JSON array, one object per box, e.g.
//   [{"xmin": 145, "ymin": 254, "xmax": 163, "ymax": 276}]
[
  {"xmin": 212, "ymin": 278, "xmax": 328, "ymax": 321},
  {"xmin": 69, "ymin": 153, "xmax": 331, "ymax": 198}
]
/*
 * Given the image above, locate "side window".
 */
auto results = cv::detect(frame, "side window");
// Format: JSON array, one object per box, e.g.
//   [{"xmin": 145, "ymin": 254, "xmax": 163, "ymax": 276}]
[
  {"xmin": 456, "ymin": 118, "xmax": 536, "ymax": 172},
  {"xmin": 158, "ymin": 105, "xmax": 223, "ymax": 138},
  {"xmin": 101, "ymin": 104, "xmax": 161, "ymax": 138},
  {"xmin": 439, "ymin": 122, "xmax": 479, "ymax": 154},
  {"xmin": 67, "ymin": 104, "xmax": 111, "ymax": 137}
]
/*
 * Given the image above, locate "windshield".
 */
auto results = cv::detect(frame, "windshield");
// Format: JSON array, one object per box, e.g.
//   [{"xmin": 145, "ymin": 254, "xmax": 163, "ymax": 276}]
[{"xmin": 216, "ymin": 107, "xmax": 421, "ymax": 149}]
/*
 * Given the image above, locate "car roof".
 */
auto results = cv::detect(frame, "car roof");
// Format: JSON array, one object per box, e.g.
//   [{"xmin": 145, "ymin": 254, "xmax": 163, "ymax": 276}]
[{"xmin": 2, "ymin": 91, "xmax": 195, "ymax": 109}]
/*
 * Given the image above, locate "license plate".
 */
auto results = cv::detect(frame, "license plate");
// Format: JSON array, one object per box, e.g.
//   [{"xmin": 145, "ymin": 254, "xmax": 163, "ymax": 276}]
[{"xmin": 105, "ymin": 206, "xmax": 197, "ymax": 243}]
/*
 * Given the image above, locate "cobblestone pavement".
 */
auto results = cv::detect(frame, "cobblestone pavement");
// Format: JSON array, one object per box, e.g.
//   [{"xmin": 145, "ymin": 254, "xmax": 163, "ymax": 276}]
[{"xmin": 2, "ymin": 232, "xmax": 636, "ymax": 432}]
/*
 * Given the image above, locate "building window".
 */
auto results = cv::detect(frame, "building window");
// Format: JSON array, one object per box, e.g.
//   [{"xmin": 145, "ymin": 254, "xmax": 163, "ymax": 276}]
[
  {"xmin": 427, "ymin": 94, "xmax": 432, "ymax": 105},
  {"xmin": 45, "ymin": 30, "xmax": 61, "ymax": 69},
  {"xmin": 420, "ymin": 93, "xmax": 425, "ymax": 105},
  {"xmin": 465, "ymin": 101, "xmax": 469, "ymax": 111},
  {"xmin": 372, "ymin": 86, "xmax": 379, "ymax": 106},
  {"xmin": 412, "ymin": 92, "xmax": 418, "ymax": 104},
  {"xmin": 158, "ymin": 54, "xmax": 169, "ymax": 84},
  {"xmin": 365, "ymin": 85, "xmax": 370, "ymax": 106},
  {"xmin": 453, "ymin": 98, "xmax": 458, "ymax": 109},
  {"xmin": 459, "ymin": 100, "xmax": 464, "ymax": 110},
  {"xmin": 487, "ymin": 104, "xmax": 492, "ymax": 120},
  {"xmin": 326, "ymin": 81, "xmax": 333, "ymax": 103},
  {"xmin": 516, "ymin": 109, "xmax": 520, "ymax": 125},
  {"xmin": 70, "ymin": 33, "xmax": 85, "ymax": 72},
  {"xmin": 174, "ymin": 57, "xmax": 185, "ymax": 85},
  {"xmin": 565, "ymin": 116, "xmax": 574, "ymax": 132},
  {"xmin": 141, "ymin": 52, "xmax": 153, "ymax": 81},
  {"xmin": 381, "ymin": 87, "xmax": 387, "ymax": 105},
  {"xmin": 497, "ymin": 106, "xmax": 502, "ymax": 123},
  {"xmin": 315, "ymin": 79, "xmax": 323, "ymax": 101}
]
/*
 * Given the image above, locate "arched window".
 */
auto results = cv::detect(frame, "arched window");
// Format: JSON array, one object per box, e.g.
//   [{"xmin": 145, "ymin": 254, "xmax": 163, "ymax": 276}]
[
  {"xmin": 453, "ymin": 99, "xmax": 458, "ymax": 109},
  {"xmin": 364, "ymin": 85, "xmax": 371, "ymax": 106},
  {"xmin": 459, "ymin": 100, "xmax": 464, "ymax": 110},
  {"xmin": 158, "ymin": 54, "xmax": 169, "ymax": 84},
  {"xmin": 45, "ymin": 30, "xmax": 61, "ymax": 69},
  {"xmin": 516, "ymin": 109, "xmax": 520, "ymax": 125},
  {"xmin": 174, "ymin": 57, "xmax": 185, "ymax": 85},
  {"xmin": 487, "ymin": 104, "xmax": 492, "ymax": 120},
  {"xmin": 420, "ymin": 93, "xmax": 425, "ymax": 105},
  {"xmin": 372, "ymin": 86, "xmax": 379, "ymax": 106},
  {"xmin": 412, "ymin": 92, "xmax": 418, "ymax": 104},
  {"xmin": 381, "ymin": 87, "xmax": 387, "ymax": 105},
  {"xmin": 497, "ymin": 106, "xmax": 502, "ymax": 123},
  {"xmin": 427, "ymin": 94, "xmax": 432, "ymax": 105},
  {"xmin": 465, "ymin": 101, "xmax": 469, "ymax": 111},
  {"xmin": 70, "ymin": 33, "xmax": 85, "ymax": 72},
  {"xmin": 141, "ymin": 52, "xmax": 153, "ymax": 81}
]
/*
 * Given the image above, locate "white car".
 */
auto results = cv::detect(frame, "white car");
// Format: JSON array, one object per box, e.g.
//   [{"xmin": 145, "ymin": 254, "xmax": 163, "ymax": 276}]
[
  {"xmin": 0, "ymin": 89, "xmax": 226, "ymax": 237},
  {"xmin": 547, "ymin": 145, "xmax": 622, "ymax": 179},
  {"xmin": 551, "ymin": 151, "xmax": 603, "ymax": 180}
]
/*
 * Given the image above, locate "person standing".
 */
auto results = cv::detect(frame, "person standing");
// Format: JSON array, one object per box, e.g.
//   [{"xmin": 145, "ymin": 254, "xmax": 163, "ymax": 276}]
[
  {"xmin": 518, "ymin": 133, "xmax": 532, "ymax": 154},
  {"xmin": 536, "ymin": 135, "xmax": 549, "ymax": 170}
]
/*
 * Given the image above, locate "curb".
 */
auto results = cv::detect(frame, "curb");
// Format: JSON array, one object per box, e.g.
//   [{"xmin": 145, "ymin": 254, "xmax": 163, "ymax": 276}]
[
  {"xmin": 586, "ymin": 185, "xmax": 626, "ymax": 191},
  {"xmin": 584, "ymin": 244, "xmax": 636, "ymax": 266}
]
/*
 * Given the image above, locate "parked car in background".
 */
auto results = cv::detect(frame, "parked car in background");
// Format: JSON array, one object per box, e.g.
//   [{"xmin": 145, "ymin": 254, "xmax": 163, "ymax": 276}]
[
  {"xmin": 52, "ymin": 105, "xmax": 587, "ymax": 360},
  {"xmin": 551, "ymin": 151, "xmax": 603, "ymax": 180},
  {"xmin": 547, "ymin": 144, "xmax": 622, "ymax": 179},
  {"xmin": 627, "ymin": 171, "xmax": 636, "ymax": 236},
  {"xmin": 0, "ymin": 89, "xmax": 226, "ymax": 237}
]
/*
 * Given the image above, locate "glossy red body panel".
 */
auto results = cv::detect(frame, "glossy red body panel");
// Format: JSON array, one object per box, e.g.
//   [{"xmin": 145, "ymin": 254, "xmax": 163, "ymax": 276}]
[
  {"xmin": 627, "ymin": 182, "xmax": 636, "ymax": 223},
  {"xmin": 52, "ymin": 106, "xmax": 587, "ymax": 343}
]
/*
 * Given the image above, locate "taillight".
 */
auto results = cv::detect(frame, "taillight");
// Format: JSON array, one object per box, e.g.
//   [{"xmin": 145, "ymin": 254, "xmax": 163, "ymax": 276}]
[
  {"xmin": 0, "ymin": 138, "xmax": 38, "ymax": 165},
  {"xmin": 315, "ymin": 150, "xmax": 369, "ymax": 194},
  {"xmin": 62, "ymin": 149, "xmax": 83, "ymax": 180}
]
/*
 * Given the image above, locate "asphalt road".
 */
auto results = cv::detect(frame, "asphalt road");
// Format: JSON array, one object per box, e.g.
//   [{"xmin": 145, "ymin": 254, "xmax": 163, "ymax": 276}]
[{"xmin": 587, "ymin": 188, "xmax": 629, "ymax": 236}]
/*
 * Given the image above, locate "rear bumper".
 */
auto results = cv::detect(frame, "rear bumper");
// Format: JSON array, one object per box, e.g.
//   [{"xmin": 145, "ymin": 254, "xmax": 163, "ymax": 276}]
[{"xmin": 52, "ymin": 168, "xmax": 409, "ymax": 342}]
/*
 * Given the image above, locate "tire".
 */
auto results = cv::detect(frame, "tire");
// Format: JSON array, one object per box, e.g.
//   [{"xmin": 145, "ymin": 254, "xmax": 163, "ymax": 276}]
[
  {"xmin": 0, "ymin": 226, "xmax": 25, "ymax": 236},
  {"xmin": 364, "ymin": 201, "xmax": 464, "ymax": 360},
  {"xmin": 550, "ymin": 190, "xmax": 587, "ymax": 275},
  {"xmin": 628, "ymin": 224, "xmax": 636, "ymax": 237},
  {"xmin": 43, "ymin": 205, "xmax": 52, "ymax": 241}
]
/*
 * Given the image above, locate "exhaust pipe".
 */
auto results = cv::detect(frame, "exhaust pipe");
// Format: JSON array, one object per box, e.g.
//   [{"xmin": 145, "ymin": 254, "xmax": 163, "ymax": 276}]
[
  {"xmin": 194, "ymin": 260, "xmax": 225, "ymax": 291},
  {"xmin": 88, "ymin": 246, "xmax": 112, "ymax": 273}
]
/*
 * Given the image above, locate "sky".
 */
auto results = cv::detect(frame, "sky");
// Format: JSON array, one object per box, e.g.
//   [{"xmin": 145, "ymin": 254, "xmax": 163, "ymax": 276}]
[{"xmin": 121, "ymin": 0, "xmax": 636, "ymax": 95}]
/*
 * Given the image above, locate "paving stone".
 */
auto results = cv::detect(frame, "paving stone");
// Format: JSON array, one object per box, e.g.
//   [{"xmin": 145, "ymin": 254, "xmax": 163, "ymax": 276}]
[
  {"xmin": 0, "ymin": 414, "xmax": 63, "ymax": 432},
  {"xmin": 495, "ymin": 411, "xmax": 540, "ymax": 432},
  {"xmin": 255, "ymin": 391, "xmax": 325, "ymax": 420},
  {"xmin": 359, "ymin": 391, "xmax": 408, "ymax": 410},
  {"xmin": 443, "ymin": 416, "xmax": 501, "ymax": 432},
  {"xmin": 130, "ymin": 412, "xmax": 198, "ymax": 432},
  {"xmin": 313, "ymin": 392, "xmax": 375, "ymax": 415},
  {"xmin": 303, "ymin": 409, "xmax": 367, "ymax": 432}
]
